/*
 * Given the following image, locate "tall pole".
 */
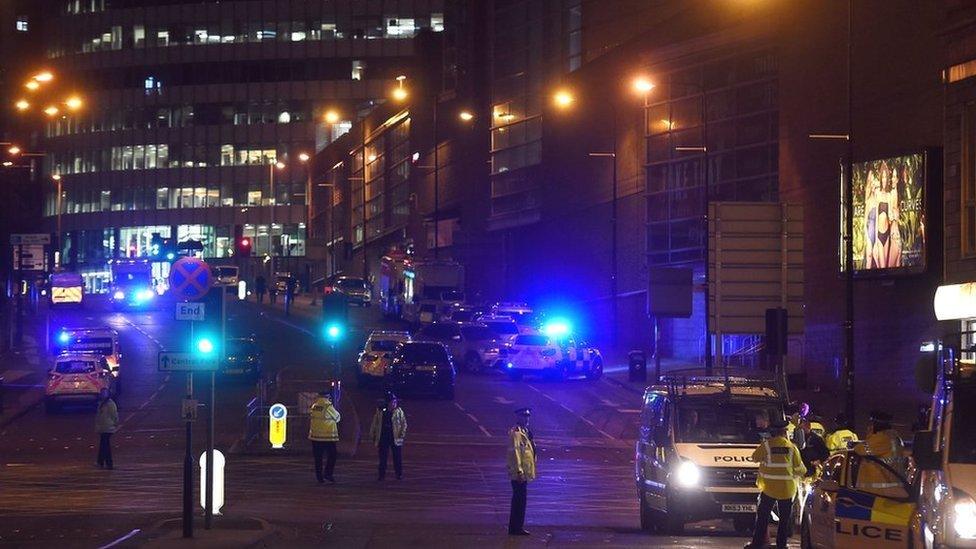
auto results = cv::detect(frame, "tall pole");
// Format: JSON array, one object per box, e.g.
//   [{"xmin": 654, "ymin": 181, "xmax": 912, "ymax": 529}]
[
  {"xmin": 305, "ymin": 163, "xmax": 313, "ymax": 239},
  {"xmin": 701, "ymin": 90, "xmax": 713, "ymax": 375},
  {"xmin": 433, "ymin": 98, "xmax": 440, "ymax": 259},
  {"xmin": 362, "ymin": 123, "xmax": 369, "ymax": 280},
  {"xmin": 55, "ymin": 177, "xmax": 63, "ymax": 267},
  {"xmin": 183, "ymin": 372, "xmax": 193, "ymax": 538},
  {"xmin": 268, "ymin": 163, "xmax": 275, "ymax": 264},
  {"xmin": 610, "ymin": 107, "xmax": 618, "ymax": 349},
  {"xmin": 844, "ymin": 0, "xmax": 856, "ymax": 424}
]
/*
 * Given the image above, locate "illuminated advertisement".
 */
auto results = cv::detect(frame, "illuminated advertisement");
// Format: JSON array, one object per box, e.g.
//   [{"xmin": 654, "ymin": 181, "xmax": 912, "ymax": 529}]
[{"xmin": 844, "ymin": 153, "xmax": 926, "ymax": 272}]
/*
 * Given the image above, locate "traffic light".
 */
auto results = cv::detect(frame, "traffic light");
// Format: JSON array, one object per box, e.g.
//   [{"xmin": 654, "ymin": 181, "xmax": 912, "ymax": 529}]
[
  {"xmin": 324, "ymin": 322, "xmax": 344, "ymax": 343},
  {"xmin": 195, "ymin": 336, "xmax": 215, "ymax": 355},
  {"xmin": 236, "ymin": 237, "xmax": 252, "ymax": 257}
]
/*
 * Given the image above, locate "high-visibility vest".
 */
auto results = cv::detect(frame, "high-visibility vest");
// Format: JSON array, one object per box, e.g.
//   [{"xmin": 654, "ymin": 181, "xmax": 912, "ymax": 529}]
[
  {"xmin": 826, "ymin": 428, "xmax": 859, "ymax": 453},
  {"xmin": 854, "ymin": 430, "xmax": 905, "ymax": 489},
  {"xmin": 507, "ymin": 426, "xmax": 537, "ymax": 482},
  {"xmin": 751, "ymin": 436, "xmax": 805, "ymax": 500},
  {"xmin": 809, "ymin": 421, "xmax": 826, "ymax": 438},
  {"xmin": 308, "ymin": 398, "xmax": 341, "ymax": 442}
]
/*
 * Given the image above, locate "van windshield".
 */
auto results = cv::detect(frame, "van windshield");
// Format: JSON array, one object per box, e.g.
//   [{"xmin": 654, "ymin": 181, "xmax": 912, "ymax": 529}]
[
  {"xmin": 675, "ymin": 399, "xmax": 783, "ymax": 444},
  {"xmin": 950, "ymin": 385, "xmax": 976, "ymax": 464}
]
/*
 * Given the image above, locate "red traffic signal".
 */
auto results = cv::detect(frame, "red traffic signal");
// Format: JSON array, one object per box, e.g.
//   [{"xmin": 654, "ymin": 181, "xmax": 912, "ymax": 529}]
[{"xmin": 237, "ymin": 237, "xmax": 252, "ymax": 257}]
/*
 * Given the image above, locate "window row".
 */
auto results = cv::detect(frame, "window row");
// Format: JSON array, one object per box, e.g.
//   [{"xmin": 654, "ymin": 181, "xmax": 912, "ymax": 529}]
[{"xmin": 48, "ymin": 142, "xmax": 313, "ymax": 174}]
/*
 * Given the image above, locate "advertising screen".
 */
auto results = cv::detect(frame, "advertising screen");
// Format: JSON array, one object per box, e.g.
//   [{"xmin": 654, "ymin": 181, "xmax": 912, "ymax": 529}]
[{"xmin": 844, "ymin": 153, "xmax": 926, "ymax": 273}]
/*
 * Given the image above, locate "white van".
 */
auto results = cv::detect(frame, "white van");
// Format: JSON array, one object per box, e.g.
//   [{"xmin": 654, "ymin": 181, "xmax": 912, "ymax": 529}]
[
  {"xmin": 912, "ymin": 342, "xmax": 976, "ymax": 548},
  {"xmin": 636, "ymin": 372, "xmax": 786, "ymax": 534}
]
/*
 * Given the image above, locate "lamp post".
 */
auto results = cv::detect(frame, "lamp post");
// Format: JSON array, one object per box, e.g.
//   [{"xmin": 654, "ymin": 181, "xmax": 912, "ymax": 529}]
[
  {"xmin": 299, "ymin": 152, "xmax": 311, "ymax": 238},
  {"xmin": 53, "ymin": 174, "xmax": 63, "ymax": 265},
  {"xmin": 268, "ymin": 161, "xmax": 285, "ymax": 264}
]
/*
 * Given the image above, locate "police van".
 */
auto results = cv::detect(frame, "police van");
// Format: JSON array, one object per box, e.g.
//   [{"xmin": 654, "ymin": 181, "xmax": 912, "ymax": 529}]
[
  {"xmin": 912, "ymin": 337, "xmax": 976, "ymax": 548},
  {"xmin": 636, "ymin": 372, "xmax": 786, "ymax": 534}
]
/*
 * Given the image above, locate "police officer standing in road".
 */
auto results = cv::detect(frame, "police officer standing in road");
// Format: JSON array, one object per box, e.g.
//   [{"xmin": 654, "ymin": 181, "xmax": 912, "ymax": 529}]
[
  {"xmin": 370, "ymin": 392, "xmax": 407, "ymax": 480},
  {"xmin": 508, "ymin": 407, "xmax": 536, "ymax": 536},
  {"xmin": 308, "ymin": 390, "xmax": 341, "ymax": 483},
  {"xmin": 95, "ymin": 388, "xmax": 119, "ymax": 470},
  {"xmin": 745, "ymin": 419, "xmax": 806, "ymax": 549}
]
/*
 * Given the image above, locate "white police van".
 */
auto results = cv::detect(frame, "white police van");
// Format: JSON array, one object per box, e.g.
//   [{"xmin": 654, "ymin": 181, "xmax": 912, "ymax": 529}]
[{"xmin": 636, "ymin": 372, "xmax": 786, "ymax": 534}]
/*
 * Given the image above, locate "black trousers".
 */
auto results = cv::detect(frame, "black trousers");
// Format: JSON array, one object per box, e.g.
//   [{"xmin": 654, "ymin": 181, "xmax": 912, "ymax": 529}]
[
  {"xmin": 509, "ymin": 480, "xmax": 528, "ymax": 533},
  {"xmin": 377, "ymin": 440, "xmax": 402, "ymax": 479},
  {"xmin": 751, "ymin": 492, "xmax": 794, "ymax": 548},
  {"xmin": 312, "ymin": 441, "xmax": 337, "ymax": 481},
  {"xmin": 97, "ymin": 433, "xmax": 113, "ymax": 468}
]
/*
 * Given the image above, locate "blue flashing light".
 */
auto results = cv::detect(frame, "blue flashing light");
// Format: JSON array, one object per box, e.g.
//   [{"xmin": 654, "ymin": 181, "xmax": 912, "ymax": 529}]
[
  {"xmin": 57, "ymin": 331, "xmax": 71, "ymax": 344},
  {"xmin": 541, "ymin": 318, "xmax": 572, "ymax": 338},
  {"xmin": 136, "ymin": 289, "xmax": 154, "ymax": 302},
  {"xmin": 324, "ymin": 323, "xmax": 343, "ymax": 342},
  {"xmin": 196, "ymin": 338, "xmax": 215, "ymax": 354},
  {"xmin": 404, "ymin": 270, "xmax": 415, "ymax": 279},
  {"xmin": 506, "ymin": 362, "xmax": 514, "ymax": 369},
  {"xmin": 113, "ymin": 290, "xmax": 125, "ymax": 300},
  {"xmin": 166, "ymin": 252, "xmax": 176, "ymax": 260}
]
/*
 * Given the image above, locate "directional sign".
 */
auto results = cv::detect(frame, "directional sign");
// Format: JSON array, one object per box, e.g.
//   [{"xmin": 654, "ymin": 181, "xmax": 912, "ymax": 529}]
[
  {"xmin": 169, "ymin": 257, "xmax": 213, "ymax": 301},
  {"xmin": 269, "ymin": 403, "xmax": 287, "ymax": 449},
  {"xmin": 10, "ymin": 233, "xmax": 50, "ymax": 245},
  {"xmin": 176, "ymin": 302, "xmax": 206, "ymax": 321},
  {"xmin": 13, "ymin": 245, "xmax": 46, "ymax": 271},
  {"xmin": 158, "ymin": 351, "xmax": 219, "ymax": 372}
]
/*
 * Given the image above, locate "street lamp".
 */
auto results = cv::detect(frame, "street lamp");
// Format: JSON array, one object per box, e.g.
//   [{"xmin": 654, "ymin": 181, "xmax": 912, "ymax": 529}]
[
  {"xmin": 64, "ymin": 96, "xmax": 83, "ymax": 111},
  {"xmin": 8, "ymin": 146, "xmax": 21, "ymax": 155},
  {"xmin": 553, "ymin": 90, "xmax": 574, "ymax": 109},
  {"xmin": 33, "ymin": 71, "xmax": 54, "ymax": 83},
  {"xmin": 458, "ymin": 111, "xmax": 474, "ymax": 122},
  {"xmin": 298, "ymin": 152, "xmax": 314, "ymax": 241},
  {"xmin": 14, "ymin": 100, "xmax": 29, "ymax": 111},
  {"xmin": 24, "ymin": 81, "xmax": 39, "ymax": 91},
  {"xmin": 392, "ymin": 75, "xmax": 408, "ymax": 102},
  {"xmin": 267, "ymin": 161, "xmax": 286, "ymax": 261},
  {"xmin": 43, "ymin": 105, "xmax": 59, "ymax": 117},
  {"xmin": 324, "ymin": 110, "xmax": 340, "ymax": 124}
]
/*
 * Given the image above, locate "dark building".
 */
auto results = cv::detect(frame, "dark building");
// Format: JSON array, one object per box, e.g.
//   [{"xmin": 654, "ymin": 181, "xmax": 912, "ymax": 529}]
[{"xmin": 36, "ymin": 0, "xmax": 448, "ymax": 291}]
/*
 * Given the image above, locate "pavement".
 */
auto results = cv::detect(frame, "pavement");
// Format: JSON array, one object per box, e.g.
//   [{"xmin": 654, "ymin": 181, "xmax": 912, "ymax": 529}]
[{"xmin": 0, "ymin": 293, "xmax": 797, "ymax": 548}]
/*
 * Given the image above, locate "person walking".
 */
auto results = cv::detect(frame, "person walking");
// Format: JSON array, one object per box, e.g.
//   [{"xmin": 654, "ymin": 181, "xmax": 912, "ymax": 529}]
[
  {"xmin": 255, "ymin": 275, "xmax": 267, "ymax": 304},
  {"xmin": 745, "ymin": 419, "xmax": 806, "ymax": 549},
  {"xmin": 507, "ymin": 407, "xmax": 536, "ymax": 536},
  {"xmin": 268, "ymin": 283, "xmax": 278, "ymax": 304},
  {"xmin": 370, "ymin": 392, "xmax": 407, "ymax": 480},
  {"xmin": 285, "ymin": 277, "xmax": 296, "ymax": 316},
  {"xmin": 308, "ymin": 390, "xmax": 340, "ymax": 483},
  {"xmin": 95, "ymin": 388, "xmax": 119, "ymax": 469}
]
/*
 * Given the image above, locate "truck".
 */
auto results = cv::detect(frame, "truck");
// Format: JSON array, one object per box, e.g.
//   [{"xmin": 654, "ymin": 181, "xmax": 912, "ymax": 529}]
[
  {"xmin": 109, "ymin": 259, "xmax": 156, "ymax": 309},
  {"xmin": 379, "ymin": 255, "xmax": 464, "ymax": 325}
]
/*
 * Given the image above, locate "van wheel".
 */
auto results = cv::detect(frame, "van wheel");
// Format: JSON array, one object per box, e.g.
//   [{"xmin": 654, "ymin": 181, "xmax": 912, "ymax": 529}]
[
  {"xmin": 638, "ymin": 492, "xmax": 656, "ymax": 533},
  {"xmin": 733, "ymin": 516, "xmax": 754, "ymax": 535}
]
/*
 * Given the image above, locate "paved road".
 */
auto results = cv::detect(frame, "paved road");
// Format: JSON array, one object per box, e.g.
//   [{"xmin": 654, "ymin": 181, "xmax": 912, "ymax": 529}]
[{"xmin": 0, "ymin": 295, "xmax": 783, "ymax": 547}]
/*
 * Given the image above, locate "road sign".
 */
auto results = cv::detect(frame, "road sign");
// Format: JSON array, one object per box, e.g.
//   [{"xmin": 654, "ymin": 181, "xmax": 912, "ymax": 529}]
[
  {"xmin": 708, "ymin": 202, "xmax": 804, "ymax": 341},
  {"xmin": 176, "ymin": 302, "xmax": 206, "ymax": 321},
  {"xmin": 10, "ymin": 233, "xmax": 50, "ymax": 245},
  {"xmin": 182, "ymin": 398, "xmax": 198, "ymax": 421},
  {"xmin": 13, "ymin": 245, "xmax": 46, "ymax": 271},
  {"xmin": 269, "ymin": 403, "xmax": 287, "ymax": 449},
  {"xmin": 158, "ymin": 351, "xmax": 219, "ymax": 372},
  {"xmin": 169, "ymin": 257, "xmax": 213, "ymax": 300}
]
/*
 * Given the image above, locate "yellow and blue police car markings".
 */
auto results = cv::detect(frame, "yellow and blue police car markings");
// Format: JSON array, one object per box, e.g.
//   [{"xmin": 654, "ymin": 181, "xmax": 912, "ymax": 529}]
[{"xmin": 836, "ymin": 488, "xmax": 912, "ymax": 526}]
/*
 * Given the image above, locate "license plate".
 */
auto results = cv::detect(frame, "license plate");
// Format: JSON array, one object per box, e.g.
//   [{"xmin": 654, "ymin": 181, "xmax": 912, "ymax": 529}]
[
  {"xmin": 722, "ymin": 504, "xmax": 757, "ymax": 513},
  {"xmin": 415, "ymin": 365, "xmax": 436, "ymax": 372}
]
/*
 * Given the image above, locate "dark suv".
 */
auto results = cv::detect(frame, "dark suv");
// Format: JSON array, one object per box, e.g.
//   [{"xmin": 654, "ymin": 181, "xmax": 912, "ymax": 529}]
[{"xmin": 385, "ymin": 342, "xmax": 455, "ymax": 399}]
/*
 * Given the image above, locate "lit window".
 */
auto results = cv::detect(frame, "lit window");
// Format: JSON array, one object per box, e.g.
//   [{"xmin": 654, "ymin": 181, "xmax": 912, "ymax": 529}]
[
  {"xmin": 352, "ymin": 60, "xmax": 364, "ymax": 81},
  {"xmin": 331, "ymin": 121, "xmax": 352, "ymax": 141},
  {"xmin": 290, "ymin": 31, "xmax": 306, "ymax": 41},
  {"xmin": 156, "ymin": 30, "xmax": 169, "ymax": 46},
  {"xmin": 16, "ymin": 17, "xmax": 28, "ymax": 32},
  {"xmin": 386, "ymin": 18, "xmax": 415, "ymax": 37},
  {"xmin": 278, "ymin": 111, "xmax": 291, "ymax": 123},
  {"xmin": 431, "ymin": 13, "xmax": 444, "ymax": 32}
]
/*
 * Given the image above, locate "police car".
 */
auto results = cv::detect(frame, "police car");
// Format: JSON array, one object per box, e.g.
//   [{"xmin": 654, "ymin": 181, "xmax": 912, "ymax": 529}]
[
  {"xmin": 54, "ymin": 327, "xmax": 123, "ymax": 392},
  {"xmin": 498, "ymin": 332, "xmax": 602, "ymax": 381},
  {"xmin": 357, "ymin": 330, "xmax": 411, "ymax": 387},
  {"xmin": 800, "ymin": 450, "xmax": 915, "ymax": 548},
  {"xmin": 45, "ymin": 353, "xmax": 117, "ymax": 413}
]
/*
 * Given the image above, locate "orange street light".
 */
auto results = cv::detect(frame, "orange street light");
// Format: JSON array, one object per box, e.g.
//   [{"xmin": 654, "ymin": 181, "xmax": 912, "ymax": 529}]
[
  {"xmin": 633, "ymin": 77, "xmax": 655, "ymax": 94},
  {"xmin": 298, "ymin": 152, "xmax": 310, "ymax": 162},
  {"xmin": 367, "ymin": 153, "xmax": 377, "ymax": 162},
  {"xmin": 44, "ymin": 105, "xmax": 59, "ymax": 117},
  {"xmin": 25, "ymin": 80, "xmax": 40, "ymax": 91},
  {"xmin": 52, "ymin": 174, "xmax": 62, "ymax": 181},
  {"xmin": 275, "ymin": 161, "xmax": 286, "ymax": 169},
  {"xmin": 391, "ymin": 75, "xmax": 408, "ymax": 102},
  {"xmin": 33, "ymin": 71, "xmax": 54, "ymax": 82},
  {"xmin": 553, "ymin": 90, "xmax": 574, "ymax": 109},
  {"xmin": 324, "ymin": 110, "xmax": 340, "ymax": 124},
  {"xmin": 64, "ymin": 96, "xmax": 83, "ymax": 111},
  {"xmin": 15, "ymin": 99, "xmax": 29, "ymax": 111},
  {"xmin": 8, "ymin": 146, "xmax": 21, "ymax": 155},
  {"xmin": 459, "ymin": 111, "xmax": 474, "ymax": 122},
  {"xmin": 2, "ymin": 161, "xmax": 12, "ymax": 167}
]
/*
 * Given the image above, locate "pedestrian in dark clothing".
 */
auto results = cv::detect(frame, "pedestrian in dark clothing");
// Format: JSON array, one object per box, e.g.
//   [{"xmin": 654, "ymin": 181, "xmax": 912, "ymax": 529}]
[
  {"xmin": 95, "ymin": 388, "xmax": 119, "ymax": 469},
  {"xmin": 285, "ymin": 278, "xmax": 296, "ymax": 316},
  {"xmin": 370, "ymin": 392, "xmax": 407, "ymax": 480},
  {"xmin": 799, "ymin": 419, "xmax": 830, "ymax": 476},
  {"xmin": 255, "ymin": 275, "xmax": 267, "ymax": 304},
  {"xmin": 269, "ymin": 285, "xmax": 278, "ymax": 304}
]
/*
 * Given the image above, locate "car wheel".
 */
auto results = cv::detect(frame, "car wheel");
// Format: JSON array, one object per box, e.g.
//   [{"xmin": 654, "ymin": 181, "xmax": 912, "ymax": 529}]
[
  {"xmin": 733, "ymin": 516, "xmax": 754, "ymax": 535},
  {"xmin": 465, "ymin": 353, "xmax": 483, "ymax": 374},
  {"xmin": 586, "ymin": 359, "xmax": 604, "ymax": 381},
  {"xmin": 44, "ymin": 399, "xmax": 59, "ymax": 414},
  {"xmin": 507, "ymin": 370, "xmax": 523, "ymax": 381}
]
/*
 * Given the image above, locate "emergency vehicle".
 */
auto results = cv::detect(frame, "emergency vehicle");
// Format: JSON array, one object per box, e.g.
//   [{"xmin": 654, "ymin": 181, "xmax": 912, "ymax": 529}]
[
  {"xmin": 45, "ymin": 353, "xmax": 118, "ymax": 413},
  {"xmin": 49, "ymin": 272, "xmax": 84, "ymax": 306},
  {"xmin": 800, "ymin": 450, "xmax": 915, "ymax": 548},
  {"xmin": 499, "ymin": 332, "xmax": 602, "ymax": 381},
  {"xmin": 636, "ymin": 372, "xmax": 787, "ymax": 534},
  {"xmin": 379, "ymin": 255, "xmax": 464, "ymax": 325},
  {"xmin": 54, "ymin": 327, "xmax": 123, "ymax": 392},
  {"xmin": 109, "ymin": 259, "xmax": 156, "ymax": 309},
  {"xmin": 911, "ymin": 337, "xmax": 976, "ymax": 548},
  {"xmin": 357, "ymin": 330, "xmax": 411, "ymax": 387}
]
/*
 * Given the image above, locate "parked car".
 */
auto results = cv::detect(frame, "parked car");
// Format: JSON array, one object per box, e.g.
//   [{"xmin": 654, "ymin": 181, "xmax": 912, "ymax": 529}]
[
  {"xmin": 45, "ymin": 353, "xmax": 117, "ymax": 413},
  {"xmin": 331, "ymin": 276, "xmax": 372, "ymax": 306},
  {"xmin": 357, "ymin": 330, "xmax": 412, "ymax": 387},
  {"xmin": 221, "ymin": 337, "xmax": 263, "ymax": 379},
  {"xmin": 415, "ymin": 322, "xmax": 502, "ymax": 373},
  {"xmin": 385, "ymin": 341, "xmax": 456, "ymax": 399}
]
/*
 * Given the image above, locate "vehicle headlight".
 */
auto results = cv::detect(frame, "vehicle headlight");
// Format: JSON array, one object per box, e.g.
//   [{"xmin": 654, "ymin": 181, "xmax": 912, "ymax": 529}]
[
  {"xmin": 113, "ymin": 290, "xmax": 125, "ymax": 300},
  {"xmin": 485, "ymin": 346, "xmax": 499, "ymax": 354},
  {"xmin": 675, "ymin": 461, "xmax": 701, "ymax": 488},
  {"xmin": 954, "ymin": 496, "xmax": 976, "ymax": 539}
]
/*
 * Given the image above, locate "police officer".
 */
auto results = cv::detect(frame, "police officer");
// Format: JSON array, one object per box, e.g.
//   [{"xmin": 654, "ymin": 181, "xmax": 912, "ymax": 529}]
[
  {"xmin": 370, "ymin": 392, "xmax": 407, "ymax": 480},
  {"xmin": 95, "ymin": 387, "xmax": 119, "ymax": 470},
  {"xmin": 745, "ymin": 419, "xmax": 806, "ymax": 549},
  {"xmin": 854, "ymin": 410, "xmax": 906, "ymax": 492},
  {"xmin": 308, "ymin": 390, "xmax": 341, "ymax": 483},
  {"xmin": 799, "ymin": 418, "xmax": 829, "ymax": 477},
  {"xmin": 507, "ymin": 407, "xmax": 536, "ymax": 536},
  {"xmin": 826, "ymin": 413, "xmax": 859, "ymax": 453}
]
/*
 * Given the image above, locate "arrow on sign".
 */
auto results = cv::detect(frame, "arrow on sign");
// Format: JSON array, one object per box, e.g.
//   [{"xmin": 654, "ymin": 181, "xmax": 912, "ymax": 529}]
[{"xmin": 161, "ymin": 355, "xmax": 170, "ymax": 370}]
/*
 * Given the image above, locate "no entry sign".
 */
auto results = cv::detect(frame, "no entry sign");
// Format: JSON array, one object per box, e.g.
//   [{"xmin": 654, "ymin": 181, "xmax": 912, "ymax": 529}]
[{"xmin": 169, "ymin": 257, "xmax": 213, "ymax": 300}]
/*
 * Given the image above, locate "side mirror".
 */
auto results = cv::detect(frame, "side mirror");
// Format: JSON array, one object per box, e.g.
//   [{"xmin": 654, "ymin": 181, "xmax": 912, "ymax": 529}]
[
  {"xmin": 912, "ymin": 430, "xmax": 942, "ymax": 470},
  {"xmin": 819, "ymin": 479, "xmax": 840, "ymax": 492}
]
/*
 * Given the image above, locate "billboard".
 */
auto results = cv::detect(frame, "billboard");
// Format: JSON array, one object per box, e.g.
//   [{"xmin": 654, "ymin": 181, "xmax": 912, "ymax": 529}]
[{"xmin": 844, "ymin": 153, "xmax": 926, "ymax": 273}]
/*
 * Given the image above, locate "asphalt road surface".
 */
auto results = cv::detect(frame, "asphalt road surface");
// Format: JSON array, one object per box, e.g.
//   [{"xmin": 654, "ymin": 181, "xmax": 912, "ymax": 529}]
[{"xmin": 0, "ymin": 294, "xmax": 793, "ymax": 547}]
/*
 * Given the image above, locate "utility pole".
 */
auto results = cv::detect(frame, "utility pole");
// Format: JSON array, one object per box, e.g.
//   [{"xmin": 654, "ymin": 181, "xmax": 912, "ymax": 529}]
[{"xmin": 843, "ymin": 0, "xmax": 856, "ymax": 424}]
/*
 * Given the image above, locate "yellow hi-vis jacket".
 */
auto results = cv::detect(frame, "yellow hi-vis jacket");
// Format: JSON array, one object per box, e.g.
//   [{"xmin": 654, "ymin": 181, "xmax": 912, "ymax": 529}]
[
  {"xmin": 854, "ymin": 429, "xmax": 906, "ymax": 490},
  {"xmin": 507, "ymin": 426, "xmax": 536, "ymax": 482},
  {"xmin": 308, "ymin": 397, "xmax": 341, "ymax": 442},
  {"xmin": 751, "ymin": 435, "xmax": 806, "ymax": 500},
  {"xmin": 826, "ymin": 428, "xmax": 859, "ymax": 453}
]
